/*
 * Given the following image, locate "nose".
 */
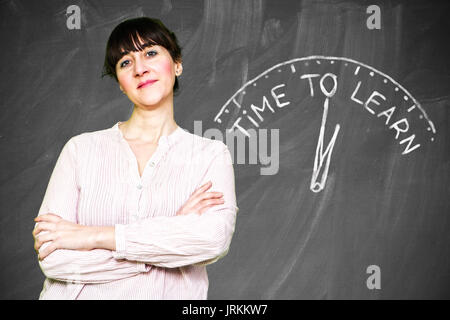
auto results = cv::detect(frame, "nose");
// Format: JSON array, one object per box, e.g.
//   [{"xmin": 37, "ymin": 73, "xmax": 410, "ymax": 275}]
[{"xmin": 133, "ymin": 56, "xmax": 148, "ymax": 77}]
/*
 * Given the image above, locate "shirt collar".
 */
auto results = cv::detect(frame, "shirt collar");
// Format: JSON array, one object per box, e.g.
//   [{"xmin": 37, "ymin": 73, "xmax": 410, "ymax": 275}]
[{"xmin": 112, "ymin": 122, "xmax": 185, "ymax": 148}]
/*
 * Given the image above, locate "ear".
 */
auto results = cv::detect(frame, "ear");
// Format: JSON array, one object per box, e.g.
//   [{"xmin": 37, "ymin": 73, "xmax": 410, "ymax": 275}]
[{"xmin": 175, "ymin": 62, "xmax": 183, "ymax": 77}]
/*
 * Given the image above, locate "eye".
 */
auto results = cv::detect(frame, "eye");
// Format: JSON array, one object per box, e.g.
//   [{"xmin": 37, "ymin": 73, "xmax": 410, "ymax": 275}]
[
  {"xmin": 146, "ymin": 50, "xmax": 157, "ymax": 57},
  {"xmin": 119, "ymin": 59, "xmax": 130, "ymax": 68}
]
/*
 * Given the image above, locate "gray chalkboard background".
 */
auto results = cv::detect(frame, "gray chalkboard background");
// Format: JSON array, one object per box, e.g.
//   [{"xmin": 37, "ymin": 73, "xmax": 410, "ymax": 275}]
[{"xmin": 1, "ymin": 0, "xmax": 449, "ymax": 299}]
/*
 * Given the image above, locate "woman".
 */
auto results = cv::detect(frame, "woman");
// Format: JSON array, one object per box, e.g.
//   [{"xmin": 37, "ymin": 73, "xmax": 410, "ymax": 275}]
[{"xmin": 32, "ymin": 17, "xmax": 238, "ymax": 299}]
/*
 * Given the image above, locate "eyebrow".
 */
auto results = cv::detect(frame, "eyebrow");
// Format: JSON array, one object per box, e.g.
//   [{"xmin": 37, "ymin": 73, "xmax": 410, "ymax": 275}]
[{"xmin": 119, "ymin": 41, "xmax": 157, "ymax": 56}]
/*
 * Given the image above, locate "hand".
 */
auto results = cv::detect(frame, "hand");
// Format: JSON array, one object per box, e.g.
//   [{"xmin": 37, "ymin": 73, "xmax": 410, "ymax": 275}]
[
  {"xmin": 33, "ymin": 213, "xmax": 97, "ymax": 260},
  {"xmin": 176, "ymin": 181, "xmax": 224, "ymax": 216}
]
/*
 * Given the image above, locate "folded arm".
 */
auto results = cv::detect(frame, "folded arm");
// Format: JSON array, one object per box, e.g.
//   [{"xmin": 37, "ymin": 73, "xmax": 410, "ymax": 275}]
[
  {"xmin": 112, "ymin": 143, "xmax": 239, "ymax": 268},
  {"xmin": 35, "ymin": 137, "xmax": 149, "ymax": 284}
]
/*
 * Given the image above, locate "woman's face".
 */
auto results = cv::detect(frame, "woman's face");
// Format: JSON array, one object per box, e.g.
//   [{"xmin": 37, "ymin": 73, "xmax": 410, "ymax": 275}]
[{"xmin": 116, "ymin": 42, "xmax": 182, "ymax": 108}]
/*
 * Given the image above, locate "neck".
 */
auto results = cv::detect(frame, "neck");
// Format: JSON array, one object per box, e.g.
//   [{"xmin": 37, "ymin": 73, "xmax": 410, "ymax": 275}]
[{"xmin": 119, "ymin": 98, "xmax": 178, "ymax": 144}]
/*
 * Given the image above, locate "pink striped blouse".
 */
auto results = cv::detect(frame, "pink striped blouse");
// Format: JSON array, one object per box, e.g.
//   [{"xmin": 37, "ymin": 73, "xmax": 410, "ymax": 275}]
[{"xmin": 36, "ymin": 122, "xmax": 238, "ymax": 299}]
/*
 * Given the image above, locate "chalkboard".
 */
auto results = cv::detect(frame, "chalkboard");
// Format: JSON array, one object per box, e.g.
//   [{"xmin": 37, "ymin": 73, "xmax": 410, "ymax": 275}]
[{"xmin": 1, "ymin": 0, "xmax": 449, "ymax": 299}]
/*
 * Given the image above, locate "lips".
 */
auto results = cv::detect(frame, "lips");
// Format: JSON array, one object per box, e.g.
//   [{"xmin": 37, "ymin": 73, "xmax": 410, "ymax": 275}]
[{"xmin": 137, "ymin": 79, "xmax": 157, "ymax": 89}]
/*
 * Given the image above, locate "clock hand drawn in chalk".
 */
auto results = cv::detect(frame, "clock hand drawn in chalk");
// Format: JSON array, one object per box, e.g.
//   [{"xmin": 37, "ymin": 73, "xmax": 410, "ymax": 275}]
[{"xmin": 215, "ymin": 56, "xmax": 436, "ymax": 193}]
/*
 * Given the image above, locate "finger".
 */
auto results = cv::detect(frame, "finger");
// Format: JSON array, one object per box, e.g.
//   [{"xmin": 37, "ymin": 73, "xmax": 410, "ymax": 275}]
[
  {"xmin": 192, "ymin": 181, "xmax": 212, "ymax": 196},
  {"xmin": 188, "ymin": 183, "xmax": 217, "ymax": 204},
  {"xmin": 196, "ymin": 198, "xmax": 224, "ymax": 213},
  {"xmin": 32, "ymin": 225, "xmax": 39, "ymax": 238},
  {"xmin": 185, "ymin": 193, "xmax": 223, "ymax": 212},
  {"xmin": 34, "ymin": 215, "xmax": 50, "ymax": 223},
  {"xmin": 33, "ymin": 222, "xmax": 54, "ymax": 237},
  {"xmin": 198, "ymin": 192, "xmax": 223, "ymax": 201},
  {"xmin": 39, "ymin": 242, "xmax": 57, "ymax": 261},
  {"xmin": 37, "ymin": 213, "xmax": 61, "ymax": 221},
  {"xmin": 32, "ymin": 224, "xmax": 42, "ymax": 238},
  {"xmin": 208, "ymin": 191, "xmax": 224, "ymax": 198},
  {"xmin": 201, "ymin": 198, "xmax": 225, "ymax": 206},
  {"xmin": 35, "ymin": 213, "xmax": 61, "ymax": 223},
  {"xmin": 35, "ymin": 232, "xmax": 55, "ymax": 251}
]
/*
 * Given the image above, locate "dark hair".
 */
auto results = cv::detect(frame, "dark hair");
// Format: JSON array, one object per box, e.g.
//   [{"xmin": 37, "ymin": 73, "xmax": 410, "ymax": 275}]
[{"xmin": 102, "ymin": 17, "xmax": 182, "ymax": 92}]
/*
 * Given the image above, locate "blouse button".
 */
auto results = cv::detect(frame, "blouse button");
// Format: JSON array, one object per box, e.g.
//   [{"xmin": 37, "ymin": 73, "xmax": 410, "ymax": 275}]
[{"xmin": 137, "ymin": 184, "xmax": 143, "ymax": 190}]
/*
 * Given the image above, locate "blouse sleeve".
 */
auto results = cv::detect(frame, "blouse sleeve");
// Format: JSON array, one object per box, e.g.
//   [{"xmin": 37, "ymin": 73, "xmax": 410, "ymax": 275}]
[
  {"xmin": 112, "ymin": 143, "xmax": 239, "ymax": 268},
  {"xmin": 36, "ymin": 137, "xmax": 150, "ymax": 284}
]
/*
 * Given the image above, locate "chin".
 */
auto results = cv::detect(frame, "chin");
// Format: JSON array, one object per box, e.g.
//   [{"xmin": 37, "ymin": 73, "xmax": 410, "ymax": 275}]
[{"xmin": 135, "ymin": 94, "xmax": 167, "ymax": 107}]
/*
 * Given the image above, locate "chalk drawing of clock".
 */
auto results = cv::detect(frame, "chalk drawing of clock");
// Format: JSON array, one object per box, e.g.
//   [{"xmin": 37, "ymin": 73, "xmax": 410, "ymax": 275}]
[{"xmin": 214, "ymin": 56, "xmax": 436, "ymax": 193}]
